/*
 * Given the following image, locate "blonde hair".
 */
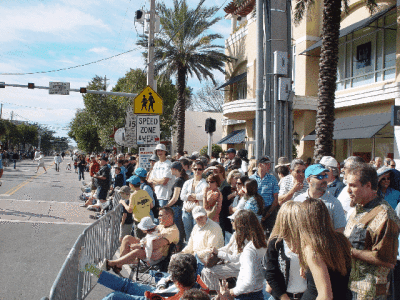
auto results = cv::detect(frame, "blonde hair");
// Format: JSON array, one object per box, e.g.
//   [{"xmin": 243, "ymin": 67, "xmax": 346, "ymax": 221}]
[
  {"xmin": 226, "ymin": 170, "xmax": 241, "ymax": 185},
  {"xmin": 268, "ymin": 201, "xmax": 301, "ymax": 251},
  {"xmin": 247, "ymin": 159, "xmax": 257, "ymax": 176},
  {"xmin": 295, "ymin": 198, "xmax": 351, "ymax": 276}
]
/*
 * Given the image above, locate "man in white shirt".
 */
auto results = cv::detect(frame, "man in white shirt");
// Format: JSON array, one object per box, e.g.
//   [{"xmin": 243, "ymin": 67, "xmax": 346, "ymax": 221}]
[
  {"xmin": 278, "ymin": 159, "xmax": 309, "ymax": 205},
  {"xmin": 337, "ymin": 156, "xmax": 365, "ymax": 218},
  {"xmin": 149, "ymin": 144, "xmax": 173, "ymax": 207},
  {"xmin": 182, "ymin": 206, "xmax": 224, "ymax": 260},
  {"xmin": 293, "ymin": 164, "xmax": 346, "ymax": 232}
]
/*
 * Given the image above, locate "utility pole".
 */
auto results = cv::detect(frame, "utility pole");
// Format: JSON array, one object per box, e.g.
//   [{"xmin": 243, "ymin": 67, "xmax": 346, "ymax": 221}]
[
  {"xmin": 104, "ymin": 75, "xmax": 109, "ymax": 91},
  {"xmin": 147, "ymin": 0, "xmax": 156, "ymax": 90},
  {"xmin": 10, "ymin": 111, "xmax": 13, "ymax": 121},
  {"xmin": 0, "ymin": 103, "xmax": 3, "ymax": 119},
  {"xmin": 255, "ymin": 0, "xmax": 264, "ymax": 160}
]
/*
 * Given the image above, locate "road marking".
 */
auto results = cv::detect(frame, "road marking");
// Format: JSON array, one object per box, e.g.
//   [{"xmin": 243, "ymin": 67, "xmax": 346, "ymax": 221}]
[
  {"xmin": 0, "ymin": 219, "xmax": 91, "ymax": 226},
  {"xmin": 4, "ymin": 163, "xmax": 54, "ymax": 196}
]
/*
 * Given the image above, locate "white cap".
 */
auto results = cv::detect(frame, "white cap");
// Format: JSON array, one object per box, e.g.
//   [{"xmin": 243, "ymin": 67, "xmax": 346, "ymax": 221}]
[
  {"xmin": 154, "ymin": 144, "xmax": 167, "ymax": 154},
  {"xmin": 319, "ymin": 156, "xmax": 338, "ymax": 168},
  {"xmin": 228, "ymin": 209, "xmax": 242, "ymax": 220},
  {"xmin": 137, "ymin": 217, "xmax": 157, "ymax": 231},
  {"xmin": 192, "ymin": 206, "xmax": 207, "ymax": 220}
]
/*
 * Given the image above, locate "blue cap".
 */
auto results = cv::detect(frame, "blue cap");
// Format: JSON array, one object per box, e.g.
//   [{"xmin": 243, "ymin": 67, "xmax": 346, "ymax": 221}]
[
  {"xmin": 305, "ymin": 164, "xmax": 329, "ymax": 179},
  {"xmin": 126, "ymin": 175, "xmax": 141, "ymax": 185},
  {"xmin": 135, "ymin": 167, "xmax": 147, "ymax": 178}
]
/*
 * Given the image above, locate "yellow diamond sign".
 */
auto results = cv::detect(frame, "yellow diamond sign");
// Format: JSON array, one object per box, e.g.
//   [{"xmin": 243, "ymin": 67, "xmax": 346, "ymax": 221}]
[{"xmin": 133, "ymin": 86, "xmax": 163, "ymax": 114}]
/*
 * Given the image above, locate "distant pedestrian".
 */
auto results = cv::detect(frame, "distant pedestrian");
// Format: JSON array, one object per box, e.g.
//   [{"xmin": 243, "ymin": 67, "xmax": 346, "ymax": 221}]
[
  {"xmin": 12, "ymin": 150, "xmax": 19, "ymax": 169},
  {"xmin": 77, "ymin": 154, "xmax": 87, "ymax": 181},
  {"xmin": 61, "ymin": 151, "xmax": 65, "ymax": 160},
  {"xmin": 35, "ymin": 152, "xmax": 47, "ymax": 173},
  {"xmin": 54, "ymin": 153, "xmax": 62, "ymax": 172}
]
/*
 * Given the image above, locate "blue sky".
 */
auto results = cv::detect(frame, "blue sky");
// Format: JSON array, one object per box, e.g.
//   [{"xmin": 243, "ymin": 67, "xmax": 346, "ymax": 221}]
[{"xmin": 0, "ymin": 0, "xmax": 231, "ymax": 144}]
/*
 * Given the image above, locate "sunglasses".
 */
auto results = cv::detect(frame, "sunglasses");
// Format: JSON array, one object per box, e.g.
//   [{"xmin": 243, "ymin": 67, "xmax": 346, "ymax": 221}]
[
  {"xmin": 237, "ymin": 182, "xmax": 243, "ymax": 185},
  {"xmin": 391, "ymin": 165, "xmax": 396, "ymax": 167},
  {"xmin": 381, "ymin": 177, "xmax": 390, "ymax": 181},
  {"xmin": 311, "ymin": 174, "xmax": 328, "ymax": 180},
  {"xmin": 295, "ymin": 170, "xmax": 306, "ymax": 174},
  {"xmin": 193, "ymin": 168, "xmax": 203, "ymax": 171},
  {"xmin": 207, "ymin": 181, "xmax": 216, "ymax": 184}
]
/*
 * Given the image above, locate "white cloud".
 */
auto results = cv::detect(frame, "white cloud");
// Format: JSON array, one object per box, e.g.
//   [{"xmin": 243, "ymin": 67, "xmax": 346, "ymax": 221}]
[
  {"xmin": 1, "ymin": 4, "xmax": 110, "ymax": 42},
  {"xmin": 88, "ymin": 47, "xmax": 109, "ymax": 54}
]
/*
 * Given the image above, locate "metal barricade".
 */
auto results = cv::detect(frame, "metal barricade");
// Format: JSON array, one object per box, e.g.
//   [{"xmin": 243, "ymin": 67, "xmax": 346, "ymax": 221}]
[{"xmin": 46, "ymin": 191, "xmax": 124, "ymax": 300}]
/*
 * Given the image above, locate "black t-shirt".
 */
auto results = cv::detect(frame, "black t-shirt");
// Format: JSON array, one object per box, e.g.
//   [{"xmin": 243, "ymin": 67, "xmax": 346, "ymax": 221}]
[
  {"xmin": 170, "ymin": 177, "xmax": 185, "ymax": 207},
  {"xmin": 97, "ymin": 165, "xmax": 110, "ymax": 188},
  {"xmin": 122, "ymin": 199, "xmax": 134, "ymax": 224}
]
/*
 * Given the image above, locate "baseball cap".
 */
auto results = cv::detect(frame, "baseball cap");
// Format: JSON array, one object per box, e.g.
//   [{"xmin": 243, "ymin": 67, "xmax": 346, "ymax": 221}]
[
  {"xmin": 305, "ymin": 164, "xmax": 329, "ymax": 179},
  {"xmin": 119, "ymin": 186, "xmax": 131, "ymax": 194},
  {"xmin": 149, "ymin": 154, "xmax": 158, "ymax": 162},
  {"xmin": 226, "ymin": 148, "xmax": 236, "ymax": 154},
  {"xmin": 126, "ymin": 175, "xmax": 141, "ymax": 185},
  {"xmin": 137, "ymin": 217, "xmax": 157, "ymax": 231},
  {"xmin": 377, "ymin": 166, "xmax": 392, "ymax": 177},
  {"xmin": 130, "ymin": 156, "xmax": 136, "ymax": 161},
  {"xmin": 258, "ymin": 156, "xmax": 271, "ymax": 164},
  {"xmin": 101, "ymin": 156, "xmax": 108, "ymax": 162},
  {"xmin": 171, "ymin": 161, "xmax": 183, "ymax": 171},
  {"xmin": 319, "ymin": 156, "xmax": 338, "ymax": 169},
  {"xmin": 135, "ymin": 167, "xmax": 147, "ymax": 178},
  {"xmin": 192, "ymin": 206, "xmax": 207, "ymax": 220}
]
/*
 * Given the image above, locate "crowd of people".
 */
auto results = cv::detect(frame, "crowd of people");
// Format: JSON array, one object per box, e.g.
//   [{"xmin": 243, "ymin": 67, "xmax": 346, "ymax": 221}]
[{"xmin": 77, "ymin": 145, "xmax": 400, "ymax": 300}]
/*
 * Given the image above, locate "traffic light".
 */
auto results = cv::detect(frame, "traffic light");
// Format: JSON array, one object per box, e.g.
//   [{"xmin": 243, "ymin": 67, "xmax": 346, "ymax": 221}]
[
  {"xmin": 28, "ymin": 83, "xmax": 35, "ymax": 89},
  {"xmin": 135, "ymin": 10, "xmax": 145, "ymax": 24},
  {"xmin": 80, "ymin": 87, "xmax": 87, "ymax": 93},
  {"xmin": 0, "ymin": 82, "xmax": 5, "ymax": 88},
  {"xmin": 205, "ymin": 118, "xmax": 216, "ymax": 133}
]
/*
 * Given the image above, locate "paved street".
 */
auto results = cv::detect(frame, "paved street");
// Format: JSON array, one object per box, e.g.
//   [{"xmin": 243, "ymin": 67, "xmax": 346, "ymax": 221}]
[{"xmin": 0, "ymin": 157, "xmax": 97, "ymax": 300}]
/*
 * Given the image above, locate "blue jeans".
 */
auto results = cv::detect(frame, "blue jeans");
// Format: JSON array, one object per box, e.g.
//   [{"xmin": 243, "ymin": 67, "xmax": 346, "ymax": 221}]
[
  {"xmin": 182, "ymin": 210, "xmax": 195, "ymax": 241},
  {"xmin": 158, "ymin": 200, "xmax": 168, "ymax": 207},
  {"xmin": 13, "ymin": 159, "xmax": 16, "ymax": 169},
  {"xmin": 78, "ymin": 167, "xmax": 85, "ymax": 180},
  {"xmin": 99, "ymin": 270, "xmax": 154, "ymax": 300},
  {"xmin": 235, "ymin": 290, "xmax": 264, "ymax": 300},
  {"xmin": 171, "ymin": 206, "xmax": 184, "ymax": 245}
]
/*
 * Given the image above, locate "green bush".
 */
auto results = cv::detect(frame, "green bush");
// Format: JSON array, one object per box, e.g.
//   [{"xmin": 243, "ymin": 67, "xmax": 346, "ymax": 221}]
[{"xmin": 200, "ymin": 144, "xmax": 223, "ymax": 156}]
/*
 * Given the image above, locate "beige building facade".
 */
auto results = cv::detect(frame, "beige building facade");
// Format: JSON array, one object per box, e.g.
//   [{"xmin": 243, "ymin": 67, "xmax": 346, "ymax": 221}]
[{"xmin": 220, "ymin": 0, "xmax": 398, "ymax": 164}]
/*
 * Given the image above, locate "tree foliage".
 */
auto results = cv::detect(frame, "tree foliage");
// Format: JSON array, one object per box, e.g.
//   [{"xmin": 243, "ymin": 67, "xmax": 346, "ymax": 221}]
[
  {"xmin": 200, "ymin": 144, "xmax": 223, "ymax": 156},
  {"xmin": 68, "ymin": 70, "xmax": 180, "ymax": 151}
]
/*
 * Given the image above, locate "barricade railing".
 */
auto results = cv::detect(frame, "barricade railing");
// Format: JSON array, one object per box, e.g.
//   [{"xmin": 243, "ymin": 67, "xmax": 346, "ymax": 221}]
[{"xmin": 45, "ymin": 190, "xmax": 124, "ymax": 300}]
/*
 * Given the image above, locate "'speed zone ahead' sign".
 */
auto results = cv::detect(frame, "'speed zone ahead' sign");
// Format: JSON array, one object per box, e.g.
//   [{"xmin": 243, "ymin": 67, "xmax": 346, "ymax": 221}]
[{"xmin": 137, "ymin": 115, "xmax": 160, "ymax": 145}]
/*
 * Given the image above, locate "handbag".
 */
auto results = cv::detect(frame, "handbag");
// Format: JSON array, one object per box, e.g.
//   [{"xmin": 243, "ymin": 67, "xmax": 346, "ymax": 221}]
[{"xmin": 203, "ymin": 252, "xmax": 221, "ymax": 268}]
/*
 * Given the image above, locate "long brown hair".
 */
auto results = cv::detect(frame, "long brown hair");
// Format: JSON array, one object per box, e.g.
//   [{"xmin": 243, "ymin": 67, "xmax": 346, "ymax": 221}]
[
  {"xmin": 295, "ymin": 198, "xmax": 351, "ymax": 276},
  {"xmin": 234, "ymin": 210, "xmax": 267, "ymax": 253},
  {"xmin": 268, "ymin": 201, "xmax": 301, "ymax": 248},
  {"xmin": 244, "ymin": 179, "xmax": 264, "ymax": 215}
]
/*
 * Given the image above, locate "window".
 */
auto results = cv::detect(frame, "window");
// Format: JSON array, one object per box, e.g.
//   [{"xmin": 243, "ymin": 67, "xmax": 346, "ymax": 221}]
[
  {"xmin": 337, "ymin": 12, "xmax": 396, "ymax": 90},
  {"xmin": 233, "ymin": 74, "xmax": 247, "ymax": 100}
]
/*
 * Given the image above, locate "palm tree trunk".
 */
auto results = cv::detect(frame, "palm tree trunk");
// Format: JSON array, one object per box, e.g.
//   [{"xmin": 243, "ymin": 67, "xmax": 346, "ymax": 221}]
[
  {"xmin": 176, "ymin": 66, "xmax": 187, "ymax": 153},
  {"xmin": 313, "ymin": 0, "xmax": 341, "ymax": 160}
]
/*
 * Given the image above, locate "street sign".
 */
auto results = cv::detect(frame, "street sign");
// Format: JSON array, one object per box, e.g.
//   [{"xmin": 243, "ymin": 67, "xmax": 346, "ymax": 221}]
[
  {"xmin": 124, "ymin": 106, "xmax": 137, "ymax": 148},
  {"xmin": 136, "ymin": 115, "xmax": 160, "ymax": 145},
  {"xmin": 49, "ymin": 82, "xmax": 70, "ymax": 95},
  {"xmin": 139, "ymin": 146, "xmax": 156, "ymax": 169},
  {"xmin": 0, "ymin": 82, "xmax": 5, "ymax": 88},
  {"xmin": 133, "ymin": 85, "xmax": 163, "ymax": 114}
]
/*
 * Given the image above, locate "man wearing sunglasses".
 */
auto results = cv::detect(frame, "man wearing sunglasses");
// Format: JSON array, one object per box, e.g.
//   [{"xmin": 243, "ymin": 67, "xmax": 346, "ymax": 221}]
[{"xmin": 293, "ymin": 164, "xmax": 346, "ymax": 232}]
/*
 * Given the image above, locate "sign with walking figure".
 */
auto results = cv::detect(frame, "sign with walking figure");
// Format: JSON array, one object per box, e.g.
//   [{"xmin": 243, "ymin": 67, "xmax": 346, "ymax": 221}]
[{"xmin": 134, "ymin": 86, "xmax": 163, "ymax": 114}]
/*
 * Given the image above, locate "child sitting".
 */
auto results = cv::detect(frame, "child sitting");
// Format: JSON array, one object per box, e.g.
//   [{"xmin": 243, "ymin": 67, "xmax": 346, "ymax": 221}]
[{"xmin": 137, "ymin": 217, "xmax": 161, "ymax": 264}]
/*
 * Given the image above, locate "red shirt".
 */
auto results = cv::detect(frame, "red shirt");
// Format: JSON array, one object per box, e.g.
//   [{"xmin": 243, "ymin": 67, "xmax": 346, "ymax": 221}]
[{"xmin": 89, "ymin": 161, "xmax": 100, "ymax": 177}]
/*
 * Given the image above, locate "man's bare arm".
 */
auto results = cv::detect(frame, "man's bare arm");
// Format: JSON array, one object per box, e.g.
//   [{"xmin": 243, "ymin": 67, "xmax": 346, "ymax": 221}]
[{"xmin": 351, "ymin": 248, "xmax": 395, "ymax": 269}]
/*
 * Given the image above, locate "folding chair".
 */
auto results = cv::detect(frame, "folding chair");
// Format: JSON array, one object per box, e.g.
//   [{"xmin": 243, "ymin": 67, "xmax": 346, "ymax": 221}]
[{"xmin": 129, "ymin": 243, "xmax": 177, "ymax": 284}]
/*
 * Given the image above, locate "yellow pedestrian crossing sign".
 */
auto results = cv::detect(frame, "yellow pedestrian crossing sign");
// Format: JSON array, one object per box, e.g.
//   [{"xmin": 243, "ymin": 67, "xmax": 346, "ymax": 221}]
[{"xmin": 134, "ymin": 86, "xmax": 163, "ymax": 114}]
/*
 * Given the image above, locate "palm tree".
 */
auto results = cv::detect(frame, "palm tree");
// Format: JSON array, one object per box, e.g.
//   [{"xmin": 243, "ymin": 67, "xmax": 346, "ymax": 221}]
[
  {"xmin": 138, "ymin": 0, "xmax": 230, "ymax": 153},
  {"xmin": 293, "ymin": 0, "xmax": 377, "ymax": 159}
]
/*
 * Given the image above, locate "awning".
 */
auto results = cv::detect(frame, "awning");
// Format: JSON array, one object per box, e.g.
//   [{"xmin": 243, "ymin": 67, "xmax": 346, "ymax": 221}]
[
  {"xmin": 302, "ymin": 112, "xmax": 391, "ymax": 141},
  {"xmin": 216, "ymin": 73, "xmax": 247, "ymax": 90},
  {"xmin": 217, "ymin": 129, "xmax": 246, "ymax": 144},
  {"xmin": 300, "ymin": 5, "xmax": 396, "ymax": 55}
]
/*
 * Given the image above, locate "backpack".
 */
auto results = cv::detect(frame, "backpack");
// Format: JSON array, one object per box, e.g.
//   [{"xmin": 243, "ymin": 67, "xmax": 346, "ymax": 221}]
[{"xmin": 141, "ymin": 183, "xmax": 159, "ymax": 218}]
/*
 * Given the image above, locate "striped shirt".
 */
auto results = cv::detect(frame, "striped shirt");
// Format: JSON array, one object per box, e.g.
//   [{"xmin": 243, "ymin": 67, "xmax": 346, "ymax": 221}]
[{"xmin": 249, "ymin": 173, "xmax": 279, "ymax": 207}]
